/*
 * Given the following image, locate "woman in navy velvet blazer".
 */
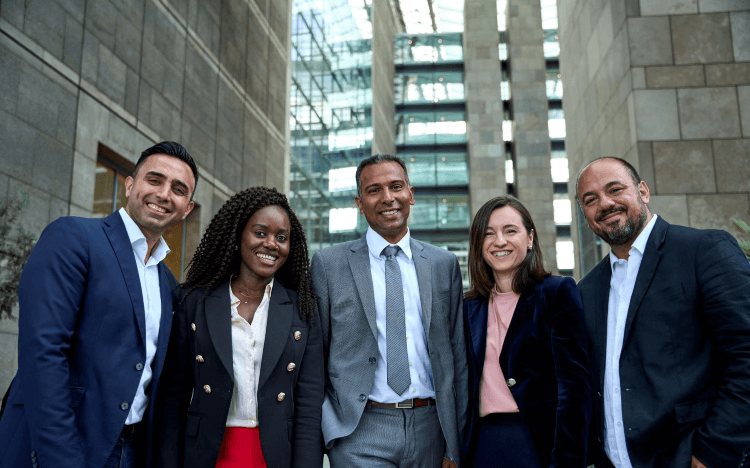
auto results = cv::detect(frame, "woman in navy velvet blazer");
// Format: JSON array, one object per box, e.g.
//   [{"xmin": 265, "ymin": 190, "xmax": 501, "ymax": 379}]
[{"xmin": 462, "ymin": 196, "xmax": 592, "ymax": 468}]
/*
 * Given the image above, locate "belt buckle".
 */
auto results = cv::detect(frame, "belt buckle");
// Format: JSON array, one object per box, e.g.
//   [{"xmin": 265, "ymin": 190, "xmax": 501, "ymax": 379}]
[{"xmin": 395, "ymin": 399, "xmax": 414, "ymax": 409}]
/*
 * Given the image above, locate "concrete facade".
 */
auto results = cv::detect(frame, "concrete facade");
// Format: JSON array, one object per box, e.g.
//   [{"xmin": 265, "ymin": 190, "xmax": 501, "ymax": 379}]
[
  {"xmin": 557, "ymin": 0, "xmax": 750, "ymax": 278},
  {"xmin": 508, "ymin": 0, "xmax": 558, "ymax": 273},
  {"xmin": 371, "ymin": 0, "xmax": 398, "ymax": 156},
  {"xmin": 464, "ymin": 0, "xmax": 508, "ymax": 216},
  {"xmin": 0, "ymin": 0, "xmax": 293, "ymax": 395}
]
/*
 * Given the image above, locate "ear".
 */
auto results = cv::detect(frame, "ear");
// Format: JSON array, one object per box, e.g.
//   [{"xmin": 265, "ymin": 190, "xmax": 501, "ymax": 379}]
[
  {"xmin": 181, "ymin": 200, "xmax": 195, "ymax": 221},
  {"xmin": 355, "ymin": 195, "xmax": 364, "ymax": 214},
  {"xmin": 409, "ymin": 186, "xmax": 415, "ymax": 205},
  {"xmin": 124, "ymin": 176, "xmax": 134, "ymax": 198},
  {"xmin": 638, "ymin": 180, "xmax": 650, "ymax": 204}
]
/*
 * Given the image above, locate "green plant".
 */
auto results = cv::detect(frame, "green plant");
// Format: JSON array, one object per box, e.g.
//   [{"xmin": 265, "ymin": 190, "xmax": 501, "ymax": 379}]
[
  {"xmin": 0, "ymin": 191, "xmax": 37, "ymax": 320},
  {"xmin": 733, "ymin": 213, "xmax": 750, "ymax": 261}
]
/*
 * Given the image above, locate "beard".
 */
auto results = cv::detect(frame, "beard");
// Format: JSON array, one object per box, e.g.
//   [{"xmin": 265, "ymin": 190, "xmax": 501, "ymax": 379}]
[{"xmin": 594, "ymin": 198, "xmax": 648, "ymax": 246}]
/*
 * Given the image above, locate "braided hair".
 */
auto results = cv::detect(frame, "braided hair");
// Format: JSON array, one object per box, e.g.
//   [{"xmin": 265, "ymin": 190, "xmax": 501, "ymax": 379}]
[{"xmin": 183, "ymin": 186, "xmax": 316, "ymax": 322}]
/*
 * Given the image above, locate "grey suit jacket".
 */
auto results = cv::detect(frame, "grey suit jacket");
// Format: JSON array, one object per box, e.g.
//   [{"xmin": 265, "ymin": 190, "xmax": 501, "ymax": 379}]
[{"xmin": 311, "ymin": 235, "xmax": 468, "ymax": 466}]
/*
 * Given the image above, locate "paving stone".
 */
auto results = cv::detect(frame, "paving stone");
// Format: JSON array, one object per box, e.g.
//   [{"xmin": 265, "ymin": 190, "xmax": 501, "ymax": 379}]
[
  {"xmin": 653, "ymin": 140, "xmax": 715, "ymax": 194},
  {"xmin": 731, "ymin": 12, "xmax": 750, "ymax": 62},
  {"xmin": 672, "ymin": 13, "xmax": 733, "ymax": 64},
  {"xmin": 633, "ymin": 89, "xmax": 680, "ymax": 141},
  {"xmin": 678, "ymin": 87, "xmax": 741, "ymax": 139},
  {"xmin": 63, "ymin": 14, "xmax": 83, "ymax": 72},
  {"xmin": 645, "ymin": 65, "xmax": 704, "ymax": 88},
  {"xmin": 32, "ymin": 133, "xmax": 73, "ymax": 200},
  {"xmin": 628, "ymin": 17, "xmax": 673, "ymax": 66},
  {"xmin": 713, "ymin": 139, "xmax": 750, "ymax": 193}
]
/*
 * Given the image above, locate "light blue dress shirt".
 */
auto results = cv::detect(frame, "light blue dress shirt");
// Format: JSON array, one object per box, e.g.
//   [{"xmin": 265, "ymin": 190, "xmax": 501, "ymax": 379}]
[
  {"xmin": 365, "ymin": 228, "xmax": 436, "ymax": 403},
  {"xmin": 604, "ymin": 214, "xmax": 658, "ymax": 468},
  {"xmin": 118, "ymin": 208, "xmax": 170, "ymax": 424}
]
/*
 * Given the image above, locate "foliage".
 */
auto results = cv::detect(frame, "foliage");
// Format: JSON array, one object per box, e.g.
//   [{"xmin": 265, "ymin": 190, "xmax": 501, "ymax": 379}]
[
  {"xmin": 0, "ymin": 191, "xmax": 37, "ymax": 320},
  {"xmin": 733, "ymin": 213, "xmax": 750, "ymax": 261}
]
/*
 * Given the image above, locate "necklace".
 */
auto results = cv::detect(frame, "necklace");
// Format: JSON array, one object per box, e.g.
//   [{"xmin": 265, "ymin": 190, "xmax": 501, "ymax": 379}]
[{"xmin": 232, "ymin": 283, "xmax": 253, "ymax": 304}]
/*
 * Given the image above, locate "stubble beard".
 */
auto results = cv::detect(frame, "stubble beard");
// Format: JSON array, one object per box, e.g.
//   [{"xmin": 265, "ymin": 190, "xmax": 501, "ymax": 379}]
[{"xmin": 596, "ymin": 198, "xmax": 648, "ymax": 246}]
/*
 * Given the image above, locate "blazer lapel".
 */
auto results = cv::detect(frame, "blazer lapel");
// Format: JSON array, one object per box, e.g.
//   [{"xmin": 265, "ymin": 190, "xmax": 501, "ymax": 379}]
[
  {"xmin": 500, "ymin": 288, "xmax": 537, "ymax": 369},
  {"xmin": 466, "ymin": 299, "xmax": 489, "ymax": 369},
  {"xmin": 259, "ymin": 282, "xmax": 293, "ymax": 390},
  {"xmin": 205, "ymin": 280, "xmax": 234, "ymax": 378},
  {"xmin": 348, "ymin": 237, "xmax": 378, "ymax": 340},
  {"xmin": 623, "ymin": 217, "xmax": 667, "ymax": 345},
  {"xmin": 151, "ymin": 264, "xmax": 177, "ymax": 383},
  {"xmin": 592, "ymin": 258, "xmax": 612, "ymax": 390},
  {"xmin": 411, "ymin": 239, "xmax": 433, "ymax": 336},
  {"xmin": 103, "ymin": 212, "xmax": 146, "ymax": 345}
]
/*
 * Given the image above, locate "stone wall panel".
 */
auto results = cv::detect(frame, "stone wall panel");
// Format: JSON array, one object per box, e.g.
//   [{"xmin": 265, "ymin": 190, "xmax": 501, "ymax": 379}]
[
  {"xmin": 671, "ymin": 13, "xmax": 733, "ymax": 64},
  {"xmin": 677, "ymin": 87, "xmax": 741, "ymax": 139},
  {"xmin": 653, "ymin": 140, "xmax": 716, "ymax": 194}
]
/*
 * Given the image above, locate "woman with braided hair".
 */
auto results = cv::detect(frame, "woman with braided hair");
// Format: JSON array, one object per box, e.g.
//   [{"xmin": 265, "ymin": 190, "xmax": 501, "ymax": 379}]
[{"xmin": 156, "ymin": 186, "xmax": 324, "ymax": 468}]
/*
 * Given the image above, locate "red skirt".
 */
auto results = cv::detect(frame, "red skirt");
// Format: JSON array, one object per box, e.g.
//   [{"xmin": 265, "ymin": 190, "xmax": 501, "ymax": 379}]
[{"xmin": 215, "ymin": 426, "xmax": 268, "ymax": 468}]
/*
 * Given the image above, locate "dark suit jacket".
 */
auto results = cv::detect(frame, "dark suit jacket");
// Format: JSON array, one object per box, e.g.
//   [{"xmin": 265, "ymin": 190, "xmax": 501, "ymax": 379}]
[
  {"xmin": 463, "ymin": 275, "xmax": 592, "ymax": 468},
  {"xmin": 155, "ymin": 279, "xmax": 324, "ymax": 468},
  {"xmin": 578, "ymin": 217, "xmax": 750, "ymax": 468},
  {"xmin": 0, "ymin": 212, "xmax": 176, "ymax": 468},
  {"xmin": 311, "ymin": 236, "xmax": 469, "ymax": 466}
]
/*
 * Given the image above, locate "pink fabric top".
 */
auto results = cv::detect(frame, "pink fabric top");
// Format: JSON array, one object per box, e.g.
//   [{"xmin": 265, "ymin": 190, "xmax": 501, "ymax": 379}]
[{"xmin": 479, "ymin": 289, "xmax": 521, "ymax": 416}]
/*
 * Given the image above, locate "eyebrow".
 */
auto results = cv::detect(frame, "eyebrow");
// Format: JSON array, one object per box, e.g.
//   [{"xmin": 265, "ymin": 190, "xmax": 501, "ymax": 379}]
[
  {"xmin": 363, "ymin": 179, "xmax": 406, "ymax": 191},
  {"xmin": 580, "ymin": 180, "xmax": 625, "ymax": 200},
  {"xmin": 252, "ymin": 223, "xmax": 289, "ymax": 233},
  {"xmin": 144, "ymin": 170, "xmax": 190, "ymax": 193}
]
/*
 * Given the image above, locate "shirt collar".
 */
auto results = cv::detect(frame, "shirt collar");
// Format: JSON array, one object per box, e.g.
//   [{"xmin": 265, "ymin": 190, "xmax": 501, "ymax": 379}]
[
  {"xmin": 365, "ymin": 227, "xmax": 413, "ymax": 261},
  {"xmin": 118, "ymin": 208, "xmax": 170, "ymax": 264},
  {"xmin": 229, "ymin": 278, "xmax": 275, "ymax": 307},
  {"xmin": 609, "ymin": 214, "xmax": 658, "ymax": 267}
]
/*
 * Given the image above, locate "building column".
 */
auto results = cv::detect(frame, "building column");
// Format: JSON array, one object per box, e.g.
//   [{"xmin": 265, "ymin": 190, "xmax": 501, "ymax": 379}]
[
  {"xmin": 464, "ymin": 0, "xmax": 507, "ymax": 217},
  {"xmin": 371, "ymin": 0, "xmax": 398, "ymax": 156},
  {"xmin": 507, "ymin": 0, "xmax": 557, "ymax": 273}
]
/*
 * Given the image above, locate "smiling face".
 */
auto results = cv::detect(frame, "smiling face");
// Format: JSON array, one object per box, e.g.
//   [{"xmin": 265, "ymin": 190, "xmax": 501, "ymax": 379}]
[
  {"xmin": 482, "ymin": 206, "xmax": 534, "ymax": 285},
  {"xmin": 355, "ymin": 161, "xmax": 415, "ymax": 244},
  {"xmin": 577, "ymin": 158, "xmax": 651, "ymax": 250},
  {"xmin": 124, "ymin": 153, "xmax": 195, "ymax": 241},
  {"xmin": 239, "ymin": 205, "xmax": 291, "ymax": 282}
]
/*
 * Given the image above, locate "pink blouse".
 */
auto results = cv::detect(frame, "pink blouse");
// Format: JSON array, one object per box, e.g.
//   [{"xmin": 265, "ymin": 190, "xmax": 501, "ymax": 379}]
[{"xmin": 479, "ymin": 290, "xmax": 521, "ymax": 416}]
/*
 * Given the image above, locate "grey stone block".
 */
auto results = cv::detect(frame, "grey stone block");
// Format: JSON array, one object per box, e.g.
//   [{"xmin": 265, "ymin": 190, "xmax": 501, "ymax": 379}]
[
  {"xmin": 167, "ymin": 0, "xmax": 189, "ymax": 21},
  {"xmin": 219, "ymin": 0, "xmax": 247, "ymax": 86},
  {"xmin": 244, "ymin": 109, "xmax": 267, "ymax": 153},
  {"xmin": 185, "ymin": 43, "xmax": 218, "ymax": 100},
  {"xmin": 672, "ymin": 13, "xmax": 733, "ymax": 65},
  {"xmin": 180, "ymin": 119, "xmax": 215, "ymax": 173},
  {"xmin": 645, "ymin": 65, "xmax": 704, "ymax": 88},
  {"xmin": 647, "ymin": 195, "xmax": 689, "ymax": 226},
  {"xmin": 114, "ymin": 14, "xmax": 143, "ymax": 71},
  {"xmin": 149, "ymin": 90, "xmax": 181, "ymax": 140},
  {"xmin": 687, "ymin": 193, "xmax": 750, "ymax": 233},
  {"xmin": 640, "ymin": 0, "xmax": 697, "ymax": 15},
  {"xmin": 633, "ymin": 90, "xmax": 681, "ymax": 141},
  {"xmin": 85, "ymin": 0, "xmax": 117, "ymax": 49},
  {"xmin": 137, "ymin": 78, "xmax": 152, "ymax": 127},
  {"xmin": 0, "ymin": 173, "xmax": 9, "ymax": 199},
  {"xmin": 731, "ymin": 12, "xmax": 750, "ymax": 62},
  {"xmin": 705, "ymin": 63, "xmax": 750, "ymax": 86},
  {"xmin": 49, "ymin": 195, "xmax": 69, "ymax": 223},
  {"xmin": 216, "ymin": 81, "xmax": 244, "ymax": 157},
  {"xmin": 63, "ymin": 14, "xmax": 83, "ymax": 72},
  {"xmin": 32, "ymin": 133, "xmax": 73, "ymax": 200},
  {"xmin": 182, "ymin": 80, "xmax": 217, "ymax": 131},
  {"xmin": 0, "ymin": 110, "xmax": 35, "ymax": 183},
  {"xmin": 107, "ymin": 113, "xmax": 138, "ymax": 157},
  {"xmin": 215, "ymin": 147, "xmax": 242, "ymax": 192},
  {"xmin": 17, "ymin": 63, "xmax": 77, "ymax": 146},
  {"xmin": 112, "ymin": 0, "xmax": 145, "ymax": 31},
  {"xmin": 699, "ymin": 0, "xmax": 750, "ymax": 12},
  {"xmin": 0, "ymin": 43, "xmax": 22, "ymax": 113},
  {"xmin": 80, "ymin": 29, "xmax": 99, "ymax": 84},
  {"xmin": 270, "ymin": 0, "xmax": 288, "ymax": 46},
  {"xmin": 713, "ymin": 139, "xmax": 750, "ymax": 192},
  {"xmin": 8, "ymin": 178, "xmax": 52, "ymax": 236},
  {"xmin": 24, "ymin": 0, "xmax": 65, "ymax": 60},
  {"xmin": 96, "ymin": 45, "xmax": 127, "ymax": 106},
  {"xmin": 56, "ymin": 0, "xmax": 85, "ymax": 22},
  {"xmin": 124, "ymin": 66, "xmax": 139, "ymax": 116},
  {"xmin": 140, "ymin": 41, "xmax": 167, "ymax": 92},
  {"xmin": 678, "ymin": 87, "xmax": 741, "ymax": 139},
  {"xmin": 628, "ymin": 17, "xmax": 673, "ymax": 66},
  {"xmin": 0, "ymin": 331, "xmax": 18, "ymax": 400},
  {"xmin": 637, "ymin": 142, "xmax": 656, "ymax": 191},
  {"xmin": 653, "ymin": 140, "xmax": 715, "ymax": 194},
  {"xmin": 1, "ymin": 0, "xmax": 25, "ymax": 29},
  {"xmin": 253, "ymin": 0, "xmax": 269, "ymax": 16},
  {"xmin": 193, "ymin": 0, "xmax": 221, "ymax": 57},
  {"xmin": 162, "ymin": 63, "xmax": 184, "ymax": 109},
  {"xmin": 144, "ymin": 0, "xmax": 186, "ymax": 67},
  {"xmin": 739, "ymin": 86, "xmax": 750, "ymax": 136}
]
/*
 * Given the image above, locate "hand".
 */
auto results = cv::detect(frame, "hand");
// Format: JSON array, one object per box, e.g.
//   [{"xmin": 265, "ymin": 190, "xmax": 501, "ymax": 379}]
[
  {"xmin": 442, "ymin": 459, "xmax": 457, "ymax": 468},
  {"xmin": 691, "ymin": 456, "xmax": 708, "ymax": 468}
]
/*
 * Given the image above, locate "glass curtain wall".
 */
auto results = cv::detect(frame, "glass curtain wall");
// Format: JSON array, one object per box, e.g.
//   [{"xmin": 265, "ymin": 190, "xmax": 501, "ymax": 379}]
[{"xmin": 290, "ymin": 0, "xmax": 375, "ymax": 254}]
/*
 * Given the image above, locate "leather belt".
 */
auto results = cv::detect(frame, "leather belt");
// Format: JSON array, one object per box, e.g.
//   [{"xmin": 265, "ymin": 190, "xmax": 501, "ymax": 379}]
[{"xmin": 369, "ymin": 398, "xmax": 435, "ymax": 409}]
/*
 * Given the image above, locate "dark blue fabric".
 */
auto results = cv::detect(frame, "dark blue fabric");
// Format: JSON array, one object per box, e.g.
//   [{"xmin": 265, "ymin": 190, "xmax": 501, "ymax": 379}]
[
  {"xmin": 463, "ymin": 276, "xmax": 592, "ymax": 468},
  {"xmin": 103, "ymin": 436, "xmax": 138, "ymax": 468},
  {"xmin": 471, "ymin": 414, "xmax": 542, "ymax": 468},
  {"xmin": 0, "ymin": 212, "xmax": 176, "ymax": 468},
  {"xmin": 579, "ymin": 217, "xmax": 750, "ymax": 468}
]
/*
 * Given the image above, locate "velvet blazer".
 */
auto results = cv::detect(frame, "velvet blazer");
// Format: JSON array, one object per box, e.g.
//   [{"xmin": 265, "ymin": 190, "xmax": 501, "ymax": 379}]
[
  {"xmin": 463, "ymin": 275, "xmax": 592, "ymax": 468},
  {"xmin": 155, "ymin": 279, "xmax": 325, "ymax": 468}
]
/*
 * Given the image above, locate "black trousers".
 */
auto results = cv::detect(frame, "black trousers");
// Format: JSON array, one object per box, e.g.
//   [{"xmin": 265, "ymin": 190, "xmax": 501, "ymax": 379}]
[{"xmin": 471, "ymin": 413, "xmax": 542, "ymax": 468}]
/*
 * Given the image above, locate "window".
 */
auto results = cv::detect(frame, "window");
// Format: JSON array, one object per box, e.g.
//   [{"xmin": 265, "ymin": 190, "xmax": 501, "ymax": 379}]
[{"xmin": 94, "ymin": 144, "xmax": 201, "ymax": 281}]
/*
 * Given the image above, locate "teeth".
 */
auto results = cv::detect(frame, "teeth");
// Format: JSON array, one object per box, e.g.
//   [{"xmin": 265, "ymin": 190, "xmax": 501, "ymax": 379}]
[
  {"xmin": 148, "ymin": 203, "xmax": 166, "ymax": 213},
  {"xmin": 382, "ymin": 210, "xmax": 397, "ymax": 215},
  {"xmin": 257, "ymin": 253, "xmax": 276, "ymax": 261},
  {"xmin": 494, "ymin": 252, "xmax": 511, "ymax": 257}
]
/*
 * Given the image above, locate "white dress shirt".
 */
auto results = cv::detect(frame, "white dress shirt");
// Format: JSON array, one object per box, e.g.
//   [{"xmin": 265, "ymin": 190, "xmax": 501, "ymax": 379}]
[
  {"xmin": 604, "ymin": 214, "xmax": 658, "ymax": 468},
  {"xmin": 365, "ymin": 228, "xmax": 436, "ymax": 403},
  {"xmin": 118, "ymin": 208, "xmax": 171, "ymax": 425},
  {"xmin": 225, "ymin": 279, "xmax": 273, "ymax": 427}
]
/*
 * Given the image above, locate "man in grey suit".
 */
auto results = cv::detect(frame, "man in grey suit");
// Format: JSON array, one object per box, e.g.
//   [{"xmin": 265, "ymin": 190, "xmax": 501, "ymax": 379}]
[{"xmin": 311, "ymin": 155, "xmax": 468, "ymax": 467}]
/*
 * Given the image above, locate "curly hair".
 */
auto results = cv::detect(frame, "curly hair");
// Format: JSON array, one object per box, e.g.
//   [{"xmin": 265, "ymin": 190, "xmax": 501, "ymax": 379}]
[{"xmin": 183, "ymin": 186, "xmax": 316, "ymax": 322}]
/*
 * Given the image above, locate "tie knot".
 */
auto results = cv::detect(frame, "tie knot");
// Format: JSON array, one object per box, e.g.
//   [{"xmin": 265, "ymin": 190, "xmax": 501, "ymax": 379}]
[{"xmin": 382, "ymin": 245, "xmax": 400, "ymax": 259}]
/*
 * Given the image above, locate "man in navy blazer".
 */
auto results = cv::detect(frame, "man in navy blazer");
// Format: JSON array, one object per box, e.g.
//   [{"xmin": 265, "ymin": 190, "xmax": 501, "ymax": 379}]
[
  {"xmin": 0, "ymin": 142, "xmax": 198, "ymax": 468},
  {"xmin": 576, "ymin": 157, "xmax": 750, "ymax": 468}
]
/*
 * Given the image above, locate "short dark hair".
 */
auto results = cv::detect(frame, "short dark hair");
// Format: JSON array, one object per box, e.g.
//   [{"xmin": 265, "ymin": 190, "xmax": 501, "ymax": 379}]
[
  {"xmin": 465, "ymin": 196, "xmax": 550, "ymax": 299},
  {"xmin": 134, "ymin": 141, "xmax": 199, "ymax": 198},
  {"xmin": 355, "ymin": 154, "xmax": 409, "ymax": 196},
  {"xmin": 575, "ymin": 157, "xmax": 640, "ymax": 203}
]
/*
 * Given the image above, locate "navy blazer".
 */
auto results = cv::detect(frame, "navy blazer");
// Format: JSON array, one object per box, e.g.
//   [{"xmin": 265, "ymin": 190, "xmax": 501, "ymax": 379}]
[
  {"xmin": 155, "ymin": 279, "xmax": 324, "ymax": 468},
  {"xmin": 463, "ymin": 276, "xmax": 592, "ymax": 468},
  {"xmin": 0, "ymin": 212, "xmax": 176, "ymax": 468},
  {"xmin": 579, "ymin": 217, "xmax": 750, "ymax": 468}
]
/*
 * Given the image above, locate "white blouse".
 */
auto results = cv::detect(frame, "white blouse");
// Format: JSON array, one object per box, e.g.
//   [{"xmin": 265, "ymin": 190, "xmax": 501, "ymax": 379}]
[{"xmin": 225, "ymin": 279, "xmax": 273, "ymax": 428}]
